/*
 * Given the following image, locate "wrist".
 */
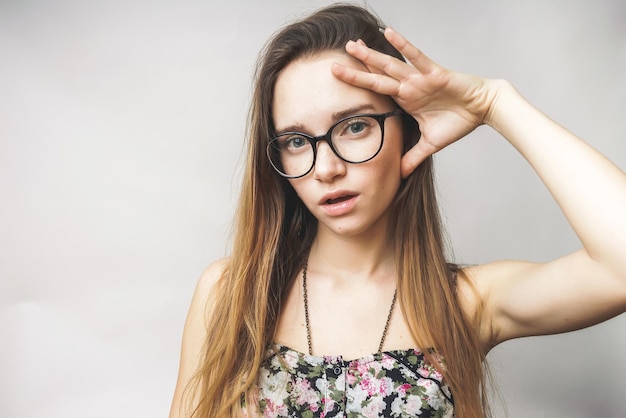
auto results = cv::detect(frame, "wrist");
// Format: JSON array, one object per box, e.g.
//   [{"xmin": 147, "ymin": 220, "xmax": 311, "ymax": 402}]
[{"xmin": 482, "ymin": 79, "xmax": 518, "ymax": 131}]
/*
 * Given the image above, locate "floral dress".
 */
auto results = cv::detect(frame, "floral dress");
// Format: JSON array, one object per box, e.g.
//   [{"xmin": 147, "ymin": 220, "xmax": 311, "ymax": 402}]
[{"xmin": 252, "ymin": 344, "xmax": 454, "ymax": 417}]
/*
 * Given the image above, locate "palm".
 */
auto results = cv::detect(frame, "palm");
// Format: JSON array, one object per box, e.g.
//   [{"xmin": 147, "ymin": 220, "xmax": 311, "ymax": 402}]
[{"xmin": 396, "ymin": 69, "xmax": 482, "ymax": 142}]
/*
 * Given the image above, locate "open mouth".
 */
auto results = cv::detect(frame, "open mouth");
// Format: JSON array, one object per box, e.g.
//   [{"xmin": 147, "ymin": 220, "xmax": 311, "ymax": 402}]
[{"xmin": 326, "ymin": 195, "xmax": 354, "ymax": 205}]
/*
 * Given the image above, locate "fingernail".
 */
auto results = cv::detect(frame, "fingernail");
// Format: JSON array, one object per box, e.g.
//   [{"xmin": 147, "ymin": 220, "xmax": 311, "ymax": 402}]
[
  {"xmin": 349, "ymin": 40, "xmax": 365, "ymax": 50},
  {"xmin": 346, "ymin": 40, "xmax": 360, "ymax": 51}
]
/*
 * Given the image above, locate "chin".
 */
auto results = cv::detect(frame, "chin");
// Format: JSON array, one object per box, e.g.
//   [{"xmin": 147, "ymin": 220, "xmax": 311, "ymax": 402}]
[{"xmin": 320, "ymin": 216, "xmax": 388, "ymax": 239}]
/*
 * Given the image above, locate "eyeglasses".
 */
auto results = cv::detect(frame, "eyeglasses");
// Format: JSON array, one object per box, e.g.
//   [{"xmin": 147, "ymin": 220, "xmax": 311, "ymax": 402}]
[{"xmin": 267, "ymin": 109, "xmax": 403, "ymax": 178}]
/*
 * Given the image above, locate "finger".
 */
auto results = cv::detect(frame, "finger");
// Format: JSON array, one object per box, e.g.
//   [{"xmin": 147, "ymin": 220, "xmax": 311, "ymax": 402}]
[
  {"xmin": 355, "ymin": 39, "xmax": 385, "ymax": 75},
  {"xmin": 400, "ymin": 140, "xmax": 438, "ymax": 178},
  {"xmin": 331, "ymin": 62, "xmax": 400, "ymax": 96},
  {"xmin": 345, "ymin": 39, "xmax": 415, "ymax": 81},
  {"xmin": 384, "ymin": 27, "xmax": 438, "ymax": 75}
]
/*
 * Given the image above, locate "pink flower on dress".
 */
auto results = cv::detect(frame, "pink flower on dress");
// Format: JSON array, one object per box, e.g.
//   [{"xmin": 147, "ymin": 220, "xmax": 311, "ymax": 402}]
[
  {"xmin": 381, "ymin": 355, "xmax": 395, "ymax": 370},
  {"xmin": 378, "ymin": 376, "xmax": 394, "ymax": 397},
  {"xmin": 419, "ymin": 364, "xmax": 440, "ymax": 379},
  {"xmin": 346, "ymin": 370, "xmax": 358, "ymax": 385},
  {"xmin": 283, "ymin": 352, "xmax": 299, "ymax": 370},
  {"xmin": 359, "ymin": 374, "xmax": 378, "ymax": 396},
  {"xmin": 368, "ymin": 360, "xmax": 383, "ymax": 375},
  {"xmin": 404, "ymin": 394, "xmax": 424, "ymax": 415},
  {"xmin": 293, "ymin": 377, "xmax": 319, "ymax": 408},
  {"xmin": 361, "ymin": 399, "xmax": 384, "ymax": 417},
  {"xmin": 262, "ymin": 399, "xmax": 288, "ymax": 418},
  {"xmin": 321, "ymin": 397, "xmax": 335, "ymax": 415},
  {"xmin": 398, "ymin": 383, "xmax": 412, "ymax": 396},
  {"xmin": 420, "ymin": 379, "xmax": 433, "ymax": 390},
  {"xmin": 357, "ymin": 362, "xmax": 371, "ymax": 376}
]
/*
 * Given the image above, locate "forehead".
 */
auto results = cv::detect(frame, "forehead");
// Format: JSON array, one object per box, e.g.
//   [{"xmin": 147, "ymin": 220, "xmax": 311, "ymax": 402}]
[{"xmin": 272, "ymin": 51, "xmax": 393, "ymax": 133}]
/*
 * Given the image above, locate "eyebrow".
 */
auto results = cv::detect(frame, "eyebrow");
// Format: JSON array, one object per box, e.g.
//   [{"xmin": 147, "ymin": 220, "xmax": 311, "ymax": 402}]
[{"xmin": 275, "ymin": 104, "xmax": 379, "ymax": 135}]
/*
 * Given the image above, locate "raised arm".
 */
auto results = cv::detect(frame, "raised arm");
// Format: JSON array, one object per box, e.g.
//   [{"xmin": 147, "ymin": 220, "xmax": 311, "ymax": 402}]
[
  {"xmin": 465, "ymin": 81, "xmax": 626, "ymax": 345},
  {"xmin": 332, "ymin": 27, "xmax": 626, "ymax": 347}
]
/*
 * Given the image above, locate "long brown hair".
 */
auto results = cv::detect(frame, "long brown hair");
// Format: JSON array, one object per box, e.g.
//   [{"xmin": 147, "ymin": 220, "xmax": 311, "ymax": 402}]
[{"xmin": 185, "ymin": 4, "xmax": 490, "ymax": 417}]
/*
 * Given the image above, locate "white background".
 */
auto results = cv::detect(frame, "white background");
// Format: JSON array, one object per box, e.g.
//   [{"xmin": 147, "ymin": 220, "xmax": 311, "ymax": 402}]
[{"xmin": 1, "ymin": 1, "xmax": 625, "ymax": 417}]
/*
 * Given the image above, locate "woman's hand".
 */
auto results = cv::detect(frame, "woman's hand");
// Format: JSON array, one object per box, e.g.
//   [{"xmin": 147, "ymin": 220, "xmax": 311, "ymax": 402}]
[{"xmin": 331, "ymin": 27, "xmax": 500, "ymax": 178}]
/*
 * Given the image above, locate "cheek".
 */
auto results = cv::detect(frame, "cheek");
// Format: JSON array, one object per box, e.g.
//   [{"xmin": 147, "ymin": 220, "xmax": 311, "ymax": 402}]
[
  {"xmin": 379, "ymin": 131, "xmax": 404, "ymax": 181},
  {"xmin": 378, "ymin": 140, "xmax": 404, "ymax": 194},
  {"xmin": 390, "ymin": 125, "xmax": 406, "ymax": 157},
  {"xmin": 364, "ymin": 151, "xmax": 402, "ymax": 198}
]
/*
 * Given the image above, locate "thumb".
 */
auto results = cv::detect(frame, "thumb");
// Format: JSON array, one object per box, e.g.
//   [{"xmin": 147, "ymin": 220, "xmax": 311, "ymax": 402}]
[{"xmin": 400, "ymin": 141, "xmax": 436, "ymax": 178}]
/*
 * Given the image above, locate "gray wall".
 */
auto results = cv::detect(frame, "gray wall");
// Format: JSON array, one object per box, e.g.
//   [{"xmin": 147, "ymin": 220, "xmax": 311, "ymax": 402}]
[{"xmin": 1, "ymin": 1, "xmax": 625, "ymax": 417}]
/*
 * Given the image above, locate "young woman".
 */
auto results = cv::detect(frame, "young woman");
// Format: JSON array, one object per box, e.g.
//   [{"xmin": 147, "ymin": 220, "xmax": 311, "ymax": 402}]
[{"xmin": 170, "ymin": 4, "xmax": 626, "ymax": 417}]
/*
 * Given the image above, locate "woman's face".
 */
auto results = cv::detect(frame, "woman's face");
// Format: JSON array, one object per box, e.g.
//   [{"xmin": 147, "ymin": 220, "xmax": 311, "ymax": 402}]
[{"xmin": 272, "ymin": 50, "xmax": 404, "ymax": 238}]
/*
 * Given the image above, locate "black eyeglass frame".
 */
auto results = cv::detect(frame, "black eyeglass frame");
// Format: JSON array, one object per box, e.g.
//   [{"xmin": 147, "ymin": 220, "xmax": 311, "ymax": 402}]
[{"xmin": 267, "ymin": 109, "xmax": 404, "ymax": 179}]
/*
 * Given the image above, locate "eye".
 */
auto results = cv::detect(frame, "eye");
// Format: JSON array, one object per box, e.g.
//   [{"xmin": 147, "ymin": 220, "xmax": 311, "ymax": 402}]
[
  {"xmin": 347, "ymin": 120, "xmax": 367, "ymax": 134},
  {"xmin": 278, "ymin": 134, "xmax": 309, "ymax": 151},
  {"xmin": 336, "ymin": 116, "xmax": 373, "ymax": 138}
]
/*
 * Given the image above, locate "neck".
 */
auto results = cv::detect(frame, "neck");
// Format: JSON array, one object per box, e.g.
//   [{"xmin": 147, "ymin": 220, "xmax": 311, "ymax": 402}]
[{"xmin": 308, "ymin": 223, "xmax": 395, "ymax": 284}]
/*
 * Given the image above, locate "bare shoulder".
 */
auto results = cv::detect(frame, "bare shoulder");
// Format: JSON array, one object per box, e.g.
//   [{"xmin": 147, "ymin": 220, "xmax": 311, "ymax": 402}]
[
  {"xmin": 195, "ymin": 257, "xmax": 230, "ymax": 308},
  {"xmin": 185, "ymin": 257, "xmax": 230, "ymax": 345},
  {"xmin": 169, "ymin": 257, "xmax": 229, "ymax": 418}
]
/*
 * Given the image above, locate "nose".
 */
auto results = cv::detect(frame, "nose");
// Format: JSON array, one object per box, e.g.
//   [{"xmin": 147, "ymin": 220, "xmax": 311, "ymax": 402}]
[{"xmin": 313, "ymin": 140, "xmax": 346, "ymax": 182}]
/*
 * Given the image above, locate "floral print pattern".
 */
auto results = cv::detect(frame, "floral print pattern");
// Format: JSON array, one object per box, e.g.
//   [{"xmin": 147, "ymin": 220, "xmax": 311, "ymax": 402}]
[{"xmin": 252, "ymin": 344, "xmax": 454, "ymax": 417}]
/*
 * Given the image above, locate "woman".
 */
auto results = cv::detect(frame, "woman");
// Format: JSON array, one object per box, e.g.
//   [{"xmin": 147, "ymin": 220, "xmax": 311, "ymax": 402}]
[{"xmin": 170, "ymin": 4, "xmax": 626, "ymax": 417}]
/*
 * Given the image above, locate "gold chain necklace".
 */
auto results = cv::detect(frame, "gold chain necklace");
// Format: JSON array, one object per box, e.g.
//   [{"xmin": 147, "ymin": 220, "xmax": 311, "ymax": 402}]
[{"xmin": 302, "ymin": 259, "xmax": 397, "ymax": 356}]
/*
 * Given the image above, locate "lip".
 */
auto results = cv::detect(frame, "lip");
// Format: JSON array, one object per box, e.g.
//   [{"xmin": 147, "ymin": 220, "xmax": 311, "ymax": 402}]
[{"xmin": 319, "ymin": 190, "xmax": 359, "ymax": 216}]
